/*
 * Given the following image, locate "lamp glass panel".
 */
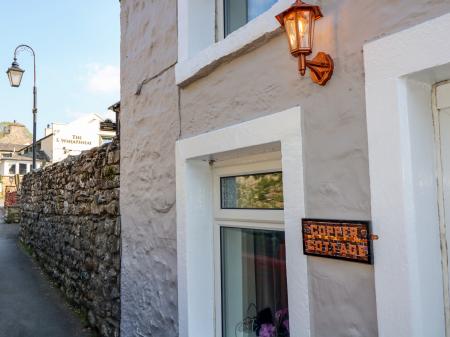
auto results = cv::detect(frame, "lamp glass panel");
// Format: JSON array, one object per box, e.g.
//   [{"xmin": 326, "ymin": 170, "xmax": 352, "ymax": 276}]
[
  {"xmin": 297, "ymin": 9, "xmax": 312, "ymax": 50},
  {"xmin": 284, "ymin": 11, "xmax": 298, "ymax": 53},
  {"xmin": 7, "ymin": 68, "xmax": 24, "ymax": 87}
]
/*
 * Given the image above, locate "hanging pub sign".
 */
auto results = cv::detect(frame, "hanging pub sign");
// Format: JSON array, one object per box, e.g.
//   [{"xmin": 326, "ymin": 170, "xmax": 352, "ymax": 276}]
[{"xmin": 302, "ymin": 219, "xmax": 373, "ymax": 264}]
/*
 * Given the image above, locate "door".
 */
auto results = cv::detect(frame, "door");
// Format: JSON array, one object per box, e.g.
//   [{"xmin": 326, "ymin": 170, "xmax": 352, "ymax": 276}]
[
  {"xmin": 434, "ymin": 81, "xmax": 450, "ymax": 335},
  {"xmin": 212, "ymin": 157, "xmax": 290, "ymax": 337}
]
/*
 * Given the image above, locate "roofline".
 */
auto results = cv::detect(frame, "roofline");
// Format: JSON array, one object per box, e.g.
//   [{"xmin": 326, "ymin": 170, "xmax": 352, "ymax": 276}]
[{"xmin": 18, "ymin": 133, "xmax": 53, "ymax": 152}]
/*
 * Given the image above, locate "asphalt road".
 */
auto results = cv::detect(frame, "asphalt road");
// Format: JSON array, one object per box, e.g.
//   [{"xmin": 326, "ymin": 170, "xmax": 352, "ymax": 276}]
[{"xmin": 0, "ymin": 206, "xmax": 91, "ymax": 337}]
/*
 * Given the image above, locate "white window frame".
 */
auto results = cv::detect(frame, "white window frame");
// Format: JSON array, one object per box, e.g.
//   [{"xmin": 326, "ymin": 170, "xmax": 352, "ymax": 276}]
[
  {"xmin": 176, "ymin": 106, "xmax": 310, "ymax": 337},
  {"xmin": 212, "ymin": 158, "xmax": 285, "ymax": 337},
  {"xmin": 176, "ymin": 0, "xmax": 293, "ymax": 86},
  {"xmin": 216, "ymin": 0, "xmax": 225, "ymax": 41},
  {"xmin": 364, "ymin": 12, "xmax": 450, "ymax": 337}
]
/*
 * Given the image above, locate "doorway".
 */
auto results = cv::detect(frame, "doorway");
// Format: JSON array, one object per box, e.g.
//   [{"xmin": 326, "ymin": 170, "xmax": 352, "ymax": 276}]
[{"xmin": 212, "ymin": 157, "xmax": 289, "ymax": 337}]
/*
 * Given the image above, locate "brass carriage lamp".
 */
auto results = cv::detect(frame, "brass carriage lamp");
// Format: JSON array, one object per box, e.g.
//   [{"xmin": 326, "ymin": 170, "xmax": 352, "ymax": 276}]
[{"xmin": 276, "ymin": 0, "xmax": 334, "ymax": 86}]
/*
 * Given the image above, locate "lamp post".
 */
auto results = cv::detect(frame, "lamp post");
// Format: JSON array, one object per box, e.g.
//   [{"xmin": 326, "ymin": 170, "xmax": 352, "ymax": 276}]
[{"xmin": 6, "ymin": 44, "xmax": 38, "ymax": 170}]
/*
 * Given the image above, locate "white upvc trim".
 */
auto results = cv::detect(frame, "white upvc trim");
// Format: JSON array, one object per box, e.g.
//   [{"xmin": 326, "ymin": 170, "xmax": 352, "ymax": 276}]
[
  {"xmin": 176, "ymin": 0, "xmax": 292, "ymax": 86},
  {"xmin": 364, "ymin": 12, "xmax": 450, "ymax": 337},
  {"xmin": 176, "ymin": 106, "xmax": 310, "ymax": 337},
  {"xmin": 212, "ymin": 159, "xmax": 284, "ymax": 337}
]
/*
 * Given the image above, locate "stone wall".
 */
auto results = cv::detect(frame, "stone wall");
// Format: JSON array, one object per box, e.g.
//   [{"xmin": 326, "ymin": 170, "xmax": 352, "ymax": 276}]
[{"xmin": 19, "ymin": 138, "xmax": 120, "ymax": 337}]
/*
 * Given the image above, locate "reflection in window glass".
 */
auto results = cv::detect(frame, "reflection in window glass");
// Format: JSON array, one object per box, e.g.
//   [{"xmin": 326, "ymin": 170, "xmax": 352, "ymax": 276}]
[
  {"xmin": 221, "ymin": 227, "xmax": 289, "ymax": 337},
  {"xmin": 19, "ymin": 163, "xmax": 27, "ymax": 175},
  {"xmin": 247, "ymin": 0, "xmax": 277, "ymax": 21},
  {"xmin": 224, "ymin": 0, "xmax": 277, "ymax": 36},
  {"xmin": 101, "ymin": 136, "xmax": 113, "ymax": 145},
  {"xmin": 221, "ymin": 172, "xmax": 283, "ymax": 209},
  {"xmin": 9, "ymin": 164, "xmax": 16, "ymax": 175}
]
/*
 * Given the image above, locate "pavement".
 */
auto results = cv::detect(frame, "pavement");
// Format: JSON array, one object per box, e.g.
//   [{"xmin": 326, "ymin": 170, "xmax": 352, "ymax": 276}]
[{"xmin": 0, "ymin": 206, "xmax": 91, "ymax": 337}]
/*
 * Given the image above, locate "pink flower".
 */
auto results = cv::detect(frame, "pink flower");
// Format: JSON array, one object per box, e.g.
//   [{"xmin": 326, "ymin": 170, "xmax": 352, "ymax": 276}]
[
  {"xmin": 275, "ymin": 308, "xmax": 288, "ymax": 321},
  {"xmin": 259, "ymin": 323, "xmax": 276, "ymax": 337}
]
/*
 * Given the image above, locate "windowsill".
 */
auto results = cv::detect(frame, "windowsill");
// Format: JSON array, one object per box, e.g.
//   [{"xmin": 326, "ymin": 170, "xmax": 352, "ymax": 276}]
[{"xmin": 175, "ymin": 0, "xmax": 291, "ymax": 87}]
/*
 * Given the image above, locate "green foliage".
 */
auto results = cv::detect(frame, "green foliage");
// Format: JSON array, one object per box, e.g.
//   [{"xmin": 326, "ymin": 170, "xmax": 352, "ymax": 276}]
[{"xmin": 236, "ymin": 172, "xmax": 284, "ymax": 209}]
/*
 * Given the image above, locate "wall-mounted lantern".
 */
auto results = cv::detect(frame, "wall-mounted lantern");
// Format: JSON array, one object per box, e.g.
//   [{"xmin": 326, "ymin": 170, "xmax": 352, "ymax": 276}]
[{"xmin": 276, "ymin": 0, "xmax": 334, "ymax": 86}]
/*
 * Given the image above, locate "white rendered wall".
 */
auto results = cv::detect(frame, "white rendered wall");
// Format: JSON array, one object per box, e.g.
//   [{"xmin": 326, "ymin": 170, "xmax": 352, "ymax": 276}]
[
  {"xmin": 0, "ymin": 162, "xmax": 6, "ymax": 176},
  {"xmin": 364, "ymin": 13, "xmax": 450, "ymax": 337},
  {"xmin": 50, "ymin": 114, "xmax": 107, "ymax": 163}
]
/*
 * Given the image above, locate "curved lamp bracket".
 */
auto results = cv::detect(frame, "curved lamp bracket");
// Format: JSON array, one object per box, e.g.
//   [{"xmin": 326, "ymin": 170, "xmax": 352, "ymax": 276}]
[{"xmin": 305, "ymin": 52, "xmax": 334, "ymax": 86}]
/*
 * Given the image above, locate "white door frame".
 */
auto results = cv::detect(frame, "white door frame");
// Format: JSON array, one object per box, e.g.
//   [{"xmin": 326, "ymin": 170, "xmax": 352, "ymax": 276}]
[
  {"xmin": 364, "ymin": 12, "xmax": 450, "ymax": 337},
  {"xmin": 433, "ymin": 80, "xmax": 450, "ymax": 335},
  {"xmin": 176, "ymin": 107, "xmax": 310, "ymax": 337},
  {"xmin": 212, "ymin": 159, "xmax": 285, "ymax": 337}
]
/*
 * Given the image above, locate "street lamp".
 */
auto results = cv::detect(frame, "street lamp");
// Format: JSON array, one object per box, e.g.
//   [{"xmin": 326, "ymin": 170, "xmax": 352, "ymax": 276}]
[{"xmin": 6, "ymin": 44, "xmax": 38, "ymax": 169}]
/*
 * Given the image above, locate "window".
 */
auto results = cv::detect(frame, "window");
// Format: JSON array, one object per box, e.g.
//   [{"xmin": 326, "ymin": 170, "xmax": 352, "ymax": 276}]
[
  {"xmin": 19, "ymin": 163, "xmax": 27, "ymax": 175},
  {"xmin": 177, "ymin": 0, "xmax": 283, "ymax": 84},
  {"xmin": 214, "ymin": 160, "xmax": 289, "ymax": 337},
  {"xmin": 223, "ymin": 0, "xmax": 277, "ymax": 36},
  {"xmin": 221, "ymin": 227, "xmax": 289, "ymax": 337},
  {"xmin": 9, "ymin": 164, "xmax": 16, "ymax": 175},
  {"xmin": 2, "ymin": 153, "xmax": 12, "ymax": 158},
  {"xmin": 221, "ymin": 172, "xmax": 283, "ymax": 209},
  {"xmin": 101, "ymin": 136, "xmax": 113, "ymax": 145}
]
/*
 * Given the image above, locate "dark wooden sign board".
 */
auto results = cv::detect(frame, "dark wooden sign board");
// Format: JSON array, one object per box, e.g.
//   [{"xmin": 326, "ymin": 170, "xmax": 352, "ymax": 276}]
[{"xmin": 302, "ymin": 218, "xmax": 373, "ymax": 264}]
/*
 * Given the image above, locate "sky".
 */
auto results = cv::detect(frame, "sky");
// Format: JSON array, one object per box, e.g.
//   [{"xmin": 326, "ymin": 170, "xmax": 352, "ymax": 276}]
[{"xmin": 0, "ymin": 0, "xmax": 120, "ymax": 138}]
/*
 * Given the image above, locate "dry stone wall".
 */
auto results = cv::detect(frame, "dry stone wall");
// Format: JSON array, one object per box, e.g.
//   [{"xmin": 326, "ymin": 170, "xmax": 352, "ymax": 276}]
[{"xmin": 19, "ymin": 138, "xmax": 120, "ymax": 337}]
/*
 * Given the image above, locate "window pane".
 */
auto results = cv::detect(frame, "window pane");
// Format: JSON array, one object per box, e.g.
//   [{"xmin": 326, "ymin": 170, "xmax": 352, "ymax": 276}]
[
  {"xmin": 9, "ymin": 164, "xmax": 16, "ymax": 175},
  {"xmin": 221, "ymin": 172, "xmax": 283, "ymax": 209},
  {"xmin": 225, "ymin": 0, "xmax": 247, "ymax": 37},
  {"xmin": 224, "ymin": 0, "xmax": 277, "ymax": 36},
  {"xmin": 248, "ymin": 0, "xmax": 277, "ymax": 21},
  {"xmin": 19, "ymin": 163, "xmax": 27, "ymax": 175},
  {"xmin": 101, "ymin": 136, "xmax": 113, "ymax": 145},
  {"xmin": 221, "ymin": 227, "xmax": 289, "ymax": 337}
]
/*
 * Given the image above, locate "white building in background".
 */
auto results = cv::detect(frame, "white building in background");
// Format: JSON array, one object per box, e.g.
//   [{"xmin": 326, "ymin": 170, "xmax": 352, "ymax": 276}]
[
  {"xmin": 20, "ymin": 113, "xmax": 116, "ymax": 164},
  {"xmin": 0, "ymin": 143, "xmax": 44, "ymax": 199}
]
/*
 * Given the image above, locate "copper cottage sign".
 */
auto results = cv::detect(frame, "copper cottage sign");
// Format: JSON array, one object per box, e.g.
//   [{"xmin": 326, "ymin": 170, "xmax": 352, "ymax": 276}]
[{"xmin": 302, "ymin": 219, "xmax": 373, "ymax": 264}]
